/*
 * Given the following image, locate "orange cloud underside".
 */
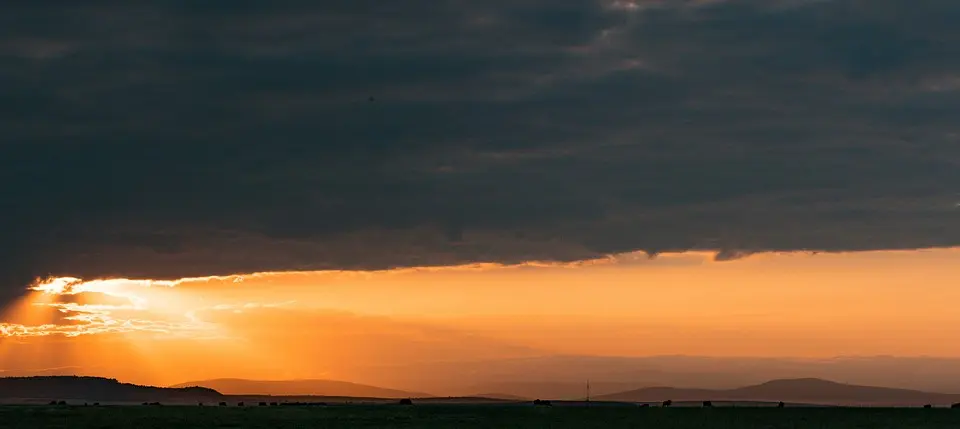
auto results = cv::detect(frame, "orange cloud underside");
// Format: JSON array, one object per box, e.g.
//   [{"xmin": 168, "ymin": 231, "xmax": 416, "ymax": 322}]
[{"xmin": 2, "ymin": 249, "xmax": 959, "ymax": 386}]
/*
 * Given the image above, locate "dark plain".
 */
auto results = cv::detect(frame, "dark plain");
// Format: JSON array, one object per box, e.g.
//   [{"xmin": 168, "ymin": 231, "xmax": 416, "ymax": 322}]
[{"xmin": 2, "ymin": 404, "xmax": 960, "ymax": 429}]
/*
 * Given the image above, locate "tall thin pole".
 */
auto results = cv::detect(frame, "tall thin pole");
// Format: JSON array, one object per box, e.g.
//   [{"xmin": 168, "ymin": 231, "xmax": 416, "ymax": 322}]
[{"xmin": 586, "ymin": 379, "xmax": 590, "ymax": 404}]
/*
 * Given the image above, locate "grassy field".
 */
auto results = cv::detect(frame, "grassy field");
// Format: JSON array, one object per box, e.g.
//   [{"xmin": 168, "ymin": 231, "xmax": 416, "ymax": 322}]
[{"xmin": 2, "ymin": 404, "xmax": 959, "ymax": 429}]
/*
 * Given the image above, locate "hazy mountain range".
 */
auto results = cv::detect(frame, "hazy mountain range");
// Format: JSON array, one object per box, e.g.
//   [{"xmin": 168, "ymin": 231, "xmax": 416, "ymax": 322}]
[
  {"xmin": 169, "ymin": 378, "xmax": 427, "ymax": 399},
  {"xmin": 9, "ymin": 355, "xmax": 960, "ymax": 394},
  {"xmin": 7, "ymin": 355, "xmax": 960, "ymax": 402},
  {"xmin": 2, "ymin": 376, "xmax": 960, "ymax": 407},
  {"xmin": 343, "ymin": 355, "xmax": 960, "ymax": 396},
  {"xmin": 0, "ymin": 376, "xmax": 221, "ymax": 403},
  {"xmin": 596, "ymin": 378, "xmax": 960, "ymax": 407},
  {"xmin": 459, "ymin": 381, "xmax": 653, "ymax": 399}
]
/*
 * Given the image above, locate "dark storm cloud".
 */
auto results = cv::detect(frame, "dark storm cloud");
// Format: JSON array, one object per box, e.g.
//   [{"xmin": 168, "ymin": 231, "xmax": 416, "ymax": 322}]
[{"xmin": 2, "ymin": 0, "xmax": 960, "ymax": 293}]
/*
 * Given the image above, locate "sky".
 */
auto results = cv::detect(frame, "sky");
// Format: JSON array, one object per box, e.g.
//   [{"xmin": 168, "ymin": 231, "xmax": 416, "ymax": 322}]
[
  {"xmin": 3, "ymin": 249, "xmax": 960, "ymax": 390},
  {"xmin": 2, "ymin": 0, "xmax": 960, "ymax": 391}
]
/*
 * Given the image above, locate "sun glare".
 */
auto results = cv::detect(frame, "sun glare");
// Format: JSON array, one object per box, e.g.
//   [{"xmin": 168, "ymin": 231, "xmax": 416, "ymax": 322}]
[
  {"xmin": 3, "ymin": 249, "xmax": 960, "ymax": 386},
  {"xmin": 0, "ymin": 276, "xmax": 234, "ymax": 341}
]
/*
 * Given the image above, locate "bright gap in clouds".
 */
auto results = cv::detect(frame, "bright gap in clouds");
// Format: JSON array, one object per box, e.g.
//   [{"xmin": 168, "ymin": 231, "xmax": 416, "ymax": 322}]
[
  {"xmin": 4, "ymin": 248, "xmax": 960, "ymax": 339},
  {"xmin": 1, "ymin": 255, "xmax": 623, "ymax": 339},
  {"xmin": 2, "ymin": 277, "xmax": 232, "ymax": 339},
  {"xmin": 1, "ymin": 249, "xmax": 960, "ymax": 387}
]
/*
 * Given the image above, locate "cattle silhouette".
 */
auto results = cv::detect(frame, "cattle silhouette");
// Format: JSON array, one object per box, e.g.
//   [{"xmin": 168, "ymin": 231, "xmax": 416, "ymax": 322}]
[
  {"xmin": 398, "ymin": 398, "xmax": 413, "ymax": 405},
  {"xmin": 702, "ymin": 401, "xmax": 713, "ymax": 407},
  {"xmin": 259, "ymin": 402, "xmax": 267, "ymax": 406},
  {"xmin": 952, "ymin": 403, "xmax": 960, "ymax": 409},
  {"xmin": 237, "ymin": 402, "xmax": 244, "ymax": 407},
  {"xmin": 270, "ymin": 402, "xmax": 278, "ymax": 406},
  {"xmin": 662, "ymin": 400, "xmax": 672, "ymax": 407},
  {"xmin": 777, "ymin": 401, "xmax": 785, "ymax": 408},
  {"xmin": 219, "ymin": 402, "xmax": 227, "ymax": 407},
  {"xmin": 638, "ymin": 403, "xmax": 650, "ymax": 408},
  {"xmin": 533, "ymin": 399, "xmax": 552, "ymax": 406}
]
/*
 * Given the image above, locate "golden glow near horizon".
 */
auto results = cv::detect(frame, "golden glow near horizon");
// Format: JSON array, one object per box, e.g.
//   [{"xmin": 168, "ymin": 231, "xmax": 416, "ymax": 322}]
[{"xmin": 2, "ymin": 248, "xmax": 960, "ymax": 386}]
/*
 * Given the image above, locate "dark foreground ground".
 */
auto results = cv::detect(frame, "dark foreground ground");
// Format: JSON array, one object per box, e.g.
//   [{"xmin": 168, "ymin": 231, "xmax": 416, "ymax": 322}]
[{"xmin": 2, "ymin": 404, "xmax": 960, "ymax": 429}]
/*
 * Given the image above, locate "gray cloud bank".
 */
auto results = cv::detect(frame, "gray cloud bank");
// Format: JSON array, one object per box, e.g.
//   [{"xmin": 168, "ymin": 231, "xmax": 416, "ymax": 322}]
[{"xmin": 2, "ymin": 0, "xmax": 959, "ymax": 293}]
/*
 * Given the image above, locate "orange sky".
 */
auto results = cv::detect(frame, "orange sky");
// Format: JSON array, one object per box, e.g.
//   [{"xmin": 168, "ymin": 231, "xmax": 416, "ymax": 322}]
[{"xmin": 2, "ymin": 248, "xmax": 959, "ymax": 387}]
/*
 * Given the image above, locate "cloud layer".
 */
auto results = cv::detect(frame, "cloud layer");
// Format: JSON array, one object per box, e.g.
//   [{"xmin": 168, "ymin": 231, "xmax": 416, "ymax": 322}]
[{"xmin": 2, "ymin": 0, "xmax": 960, "ymax": 294}]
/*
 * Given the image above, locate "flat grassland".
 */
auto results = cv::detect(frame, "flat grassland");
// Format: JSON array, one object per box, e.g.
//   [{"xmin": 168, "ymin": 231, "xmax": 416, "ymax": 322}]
[{"xmin": 2, "ymin": 405, "xmax": 959, "ymax": 429}]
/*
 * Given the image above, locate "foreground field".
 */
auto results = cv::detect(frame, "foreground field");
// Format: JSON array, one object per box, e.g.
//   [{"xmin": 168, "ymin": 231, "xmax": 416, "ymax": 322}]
[{"xmin": 2, "ymin": 404, "xmax": 959, "ymax": 429}]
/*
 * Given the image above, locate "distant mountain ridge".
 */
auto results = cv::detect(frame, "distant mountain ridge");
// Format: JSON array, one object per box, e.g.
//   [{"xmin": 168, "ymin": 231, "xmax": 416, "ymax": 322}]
[
  {"xmin": 460, "ymin": 381, "xmax": 649, "ymax": 400},
  {"xmin": 5, "ymin": 375, "xmax": 960, "ymax": 406},
  {"xmin": 468, "ymin": 393, "xmax": 530, "ymax": 401},
  {"xmin": 351, "ymin": 355, "xmax": 960, "ymax": 395},
  {"xmin": 170, "ymin": 378, "xmax": 428, "ymax": 398},
  {"xmin": 0, "ymin": 376, "xmax": 222, "ymax": 403},
  {"xmin": 597, "ymin": 378, "xmax": 960, "ymax": 406}
]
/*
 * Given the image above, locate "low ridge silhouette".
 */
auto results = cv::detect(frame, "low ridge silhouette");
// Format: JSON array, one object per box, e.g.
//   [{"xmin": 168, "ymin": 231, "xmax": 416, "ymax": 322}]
[
  {"xmin": 467, "ymin": 392, "xmax": 530, "ymax": 401},
  {"xmin": 461, "ymin": 381, "xmax": 650, "ymax": 400},
  {"xmin": 169, "ymin": 378, "xmax": 428, "ymax": 399},
  {"xmin": 596, "ymin": 378, "xmax": 960, "ymax": 406},
  {"xmin": 6, "ymin": 376, "xmax": 960, "ymax": 407},
  {"xmin": 0, "ymin": 376, "xmax": 222, "ymax": 403}
]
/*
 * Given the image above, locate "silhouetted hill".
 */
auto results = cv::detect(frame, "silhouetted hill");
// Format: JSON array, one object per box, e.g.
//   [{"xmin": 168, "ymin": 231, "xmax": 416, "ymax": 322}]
[
  {"xmin": 170, "ymin": 378, "xmax": 428, "ymax": 398},
  {"xmin": 0, "ymin": 376, "xmax": 222, "ymax": 403},
  {"xmin": 597, "ymin": 378, "xmax": 960, "ymax": 406},
  {"xmin": 459, "ymin": 381, "xmax": 649, "ymax": 400},
  {"xmin": 469, "ymin": 393, "xmax": 530, "ymax": 401},
  {"xmin": 353, "ymin": 355, "xmax": 960, "ymax": 395}
]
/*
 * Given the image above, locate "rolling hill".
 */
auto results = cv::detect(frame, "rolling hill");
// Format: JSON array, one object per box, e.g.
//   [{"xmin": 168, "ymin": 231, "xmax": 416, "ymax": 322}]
[
  {"xmin": 170, "ymin": 378, "xmax": 428, "ymax": 398},
  {"xmin": 459, "ymin": 381, "xmax": 649, "ymax": 400},
  {"xmin": 596, "ymin": 378, "xmax": 960, "ymax": 406},
  {"xmin": 467, "ymin": 393, "xmax": 530, "ymax": 401},
  {"xmin": 0, "ymin": 376, "xmax": 222, "ymax": 403},
  {"xmin": 351, "ymin": 355, "xmax": 960, "ymax": 395}
]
